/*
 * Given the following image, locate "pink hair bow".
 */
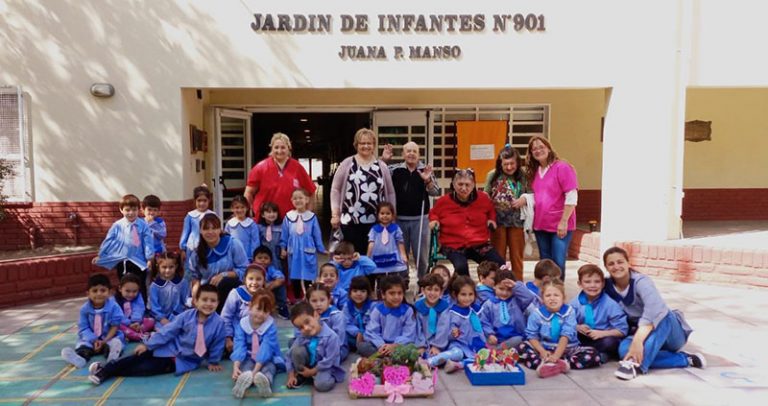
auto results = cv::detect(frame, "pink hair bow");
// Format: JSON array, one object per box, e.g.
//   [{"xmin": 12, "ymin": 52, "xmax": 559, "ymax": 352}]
[{"xmin": 384, "ymin": 382, "xmax": 411, "ymax": 404}]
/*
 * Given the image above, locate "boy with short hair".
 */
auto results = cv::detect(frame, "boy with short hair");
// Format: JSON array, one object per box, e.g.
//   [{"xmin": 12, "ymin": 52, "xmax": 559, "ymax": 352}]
[
  {"xmin": 253, "ymin": 246, "xmax": 289, "ymax": 319},
  {"xmin": 475, "ymin": 261, "xmax": 499, "ymax": 306},
  {"xmin": 142, "ymin": 194, "xmax": 167, "ymax": 255},
  {"xmin": 88, "ymin": 284, "xmax": 227, "ymax": 385},
  {"xmin": 93, "ymin": 194, "xmax": 154, "ymax": 301},
  {"xmin": 359, "ymin": 275, "xmax": 418, "ymax": 357},
  {"xmin": 285, "ymin": 302, "xmax": 345, "ymax": 392},
  {"xmin": 61, "ymin": 274, "xmax": 125, "ymax": 368},
  {"xmin": 569, "ymin": 264, "xmax": 628, "ymax": 360},
  {"xmin": 414, "ymin": 273, "xmax": 451, "ymax": 356},
  {"xmin": 479, "ymin": 269, "xmax": 535, "ymax": 349},
  {"xmin": 331, "ymin": 241, "xmax": 376, "ymax": 292},
  {"xmin": 525, "ymin": 259, "xmax": 562, "ymax": 313}
]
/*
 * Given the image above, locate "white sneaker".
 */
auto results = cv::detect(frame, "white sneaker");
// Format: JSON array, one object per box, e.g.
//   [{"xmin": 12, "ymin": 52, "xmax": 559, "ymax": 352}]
[
  {"xmin": 106, "ymin": 339, "xmax": 123, "ymax": 363},
  {"xmin": 683, "ymin": 352, "xmax": 707, "ymax": 369},
  {"xmin": 61, "ymin": 347, "xmax": 86, "ymax": 369},
  {"xmin": 253, "ymin": 372, "xmax": 272, "ymax": 398},
  {"xmin": 615, "ymin": 360, "xmax": 639, "ymax": 380},
  {"xmin": 232, "ymin": 371, "xmax": 253, "ymax": 399},
  {"xmin": 88, "ymin": 362, "xmax": 103, "ymax": 385}
]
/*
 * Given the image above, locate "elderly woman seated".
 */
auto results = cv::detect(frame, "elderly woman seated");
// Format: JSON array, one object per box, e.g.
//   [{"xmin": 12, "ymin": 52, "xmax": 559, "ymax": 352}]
[{"xmin": 428, "ymin": 169, "xmax": 505, "ymax": 277}]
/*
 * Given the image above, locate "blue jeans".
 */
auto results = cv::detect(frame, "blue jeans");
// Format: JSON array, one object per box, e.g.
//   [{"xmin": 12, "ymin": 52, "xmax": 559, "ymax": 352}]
[
  {"xmin": 619, "ymin": 312, "xmax": 689, "ymax": 373},
  {"xmin": 399, "ymin": 216, "xmax": 430, "ymax": 279},
  {"xmin": 534, "ymin": 230, "xmax": 573, "ymax": 279}
]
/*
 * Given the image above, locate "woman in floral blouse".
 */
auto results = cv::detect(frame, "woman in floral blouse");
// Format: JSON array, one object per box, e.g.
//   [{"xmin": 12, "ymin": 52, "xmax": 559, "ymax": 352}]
[{"xmin": 330, "ymin": 128, "xmax": 396, "ymax": 254}]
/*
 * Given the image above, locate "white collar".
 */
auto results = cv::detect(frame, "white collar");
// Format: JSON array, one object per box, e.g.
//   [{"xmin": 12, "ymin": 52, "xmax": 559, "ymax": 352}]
[
  {"xmin": 239, "ymin": 315, "xmax": 274, "ymax": 335},
  {"xmin": 285, "ymin": 210, "xmax": 315, "ymax": 222},
  {"xmin": 538, "ymin": 165, "xmax": 550, "ymax": 178},
  {"xmin": 187, "ymin": 209, "xmax": 213, "ymax": 218},
  {"xmin": 227, "ymin": 217, "xmax": 254, "ymax": 228}
]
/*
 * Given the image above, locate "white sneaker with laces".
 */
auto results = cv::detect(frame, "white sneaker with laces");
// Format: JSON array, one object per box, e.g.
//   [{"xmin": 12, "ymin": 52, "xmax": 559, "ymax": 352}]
[
  {"xmin": 615, "ymin": 360, "xmax": 639, "ymax": 380},
  {"xmin": 253, "ymin": 371, "xmax": 272, "ymax": 398},
  {"xmin": 232, "ymin": 371, "xmax": 253, "ymax": 399}
]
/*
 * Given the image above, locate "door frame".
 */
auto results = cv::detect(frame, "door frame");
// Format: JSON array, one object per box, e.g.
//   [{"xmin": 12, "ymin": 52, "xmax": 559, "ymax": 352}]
[{"xmin": 213, "ymin": 108, "xmax": 252, "ymax": 217}]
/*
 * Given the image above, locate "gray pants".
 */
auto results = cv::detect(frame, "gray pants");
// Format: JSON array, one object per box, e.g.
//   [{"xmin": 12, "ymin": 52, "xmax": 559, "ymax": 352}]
[
  {"xmin": 239, "ymin": 359, "xmax": 276, "ymax": 384},
  {"xmin": 493, "ymin": 336, "xmax": 524, "ymax": 349},
  {"xmin": 356, "ymin": 341, "xmax": 379, "ymax": 358},
  {"xmin": 400, "ymin": 216, "xmax": 430, "ymax": 279},
  {"xmin": 289, "ymin": 346, "xmax": 336, "ymax": 392}
]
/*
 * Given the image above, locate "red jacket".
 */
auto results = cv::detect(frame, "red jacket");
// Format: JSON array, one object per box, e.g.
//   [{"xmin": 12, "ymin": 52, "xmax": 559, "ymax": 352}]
[{"xmin": 429, "ymin": 191, "xmax": 496, "ymax": 250}]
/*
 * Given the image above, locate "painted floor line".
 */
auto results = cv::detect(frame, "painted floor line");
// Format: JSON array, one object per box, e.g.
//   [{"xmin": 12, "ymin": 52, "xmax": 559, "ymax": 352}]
[
  {"xmin": 21, "ymin": 365, "xmax": 73, "ymax": 406},
  {"xmin": 17, "ymin": 327, "xmax": 74, "ymax": 363},
  {"xmin": 95, "ymin": 377, "xmax": 124, "ymax": 406},
  {"xmin": 165, "ymin": 372, "xmax": 191, "ymax": 406}
]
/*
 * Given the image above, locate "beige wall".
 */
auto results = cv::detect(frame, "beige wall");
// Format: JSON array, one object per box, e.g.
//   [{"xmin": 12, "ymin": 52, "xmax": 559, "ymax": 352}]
[
  {"xmin": 1, "ymin": 0, "xmax": 761, "ymax": 202},
  {"xmin": 684, "ymin": 88, "xmax": 768, "ymax": 188},
  {"xmin": 181, "ymin": 88, "xmax": 207, "ymax": 197}
]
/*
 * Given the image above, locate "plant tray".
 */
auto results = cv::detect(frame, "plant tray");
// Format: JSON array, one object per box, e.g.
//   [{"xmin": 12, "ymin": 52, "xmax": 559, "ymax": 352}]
[
  {"xmin": 463, "ymin": 360, "xmax": 526, "ymax": 386},
  {"xmin": 347, "ymin": 359, "xmax": 436, "ymax": 399}
]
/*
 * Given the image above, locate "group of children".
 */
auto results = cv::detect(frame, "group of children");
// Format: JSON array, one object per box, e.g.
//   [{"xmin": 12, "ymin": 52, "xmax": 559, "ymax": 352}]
[{"xmin": 65, "ymin": 182, "xmax": 698, "ymax": 397}]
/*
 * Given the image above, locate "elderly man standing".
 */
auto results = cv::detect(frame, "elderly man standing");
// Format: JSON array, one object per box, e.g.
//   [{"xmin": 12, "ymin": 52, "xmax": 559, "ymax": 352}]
[{"xmin": 382, "ymin": 142, "xmax": 440, "ymax": 279}]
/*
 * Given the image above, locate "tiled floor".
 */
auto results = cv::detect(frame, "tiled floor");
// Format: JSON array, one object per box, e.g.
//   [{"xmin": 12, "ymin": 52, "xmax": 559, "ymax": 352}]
[{"xmin": 2, "ymin": 260, "xmax": 767, "ymax": 405}]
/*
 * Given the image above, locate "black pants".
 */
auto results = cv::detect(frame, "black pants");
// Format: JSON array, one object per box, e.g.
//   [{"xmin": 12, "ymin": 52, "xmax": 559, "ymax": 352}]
[
  {"xmin": 340, "ymin": 223, "xmax": 374, "ymax": 256},
  {"xmin": 578, "ymin": 333, "xmax": 622, "ymax": 360},
  {"xmin": 291, "ymin": 279, "xmax": 313, "ymax": 301},
  {"xmin": 442, "ymin": 243, "xmax": 505, "ymax": 277},
  {"xmin": 216, "ymin": 276, "xmax": 242, "ymax": 313},
  {"xmin": 75, "ymin": 344, "xmax": 108, "ymax": 362},
  {"xmin": 115, "ymin": 260, "xmax": 148, "ymax": 302},
  {"xmin": 99, "ymin": 350, "xmax": 176, "ymax": 379}
]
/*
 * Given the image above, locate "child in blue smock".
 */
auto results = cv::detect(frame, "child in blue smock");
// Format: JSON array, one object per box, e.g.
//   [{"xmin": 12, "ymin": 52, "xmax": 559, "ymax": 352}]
[
  {"xmin": 89, "ymin": 284, "xmax": 227, "ymax": 385},
  {"xmin": 231, "ymin": 289, "xmax": 286, "ymax": 399},
  {"xmin": 525, "ymin": 259, "xmax": 562, "ymax": 315},
  {"xmin": 225, "ymin": 195, "xmax": 260, "ymax": 261},
  {"xmin": 367, "ymin": 202, "xmax": 409, "ymax": 294},
  {"xmin": 179, "ymin": 185, "xmax": 214, "ymax": 270},
  {"xmin": 252, "ymin": 245, "xmax": 289, "ymax": 319},
  {"xmin": 414, "ymin": 273, "xmax": 451, "ymax": 357},
  {"xmin": 518, "ymin": 280, "xmax": 602, "ymax": 379},
  {"xmin": 475, "ymin": 261, "xmax": 499, "ymax": 307},
  {"xmin": 257, "ymin": 201, "xmax": 283, "ymax": 272},
  {"xmin": 286, "ymin": 302, "xmax": 346, "ymax": 393},
  {"xmin": 359, "ymin": 275, "xmax": 417, "ymax": 357},
  {"xmin": 317, "ymin": 263, "xmax": 348, "ymax": 310},
  {"xmin": 149, "ymin": 251, "xmax": 190, "ymax": 327},
  {"xmin": 280, "ymin": 188, "xmax": 326, "ymax": 300},
  {"xmin": 331, "ymin": 240, "xmax": 377, "ymax": 292},
  {"xmin": 343, "ymin": 276, "xmax": 375, "ymax": 353},
  {"xmin": 61, "ymin": 274, "xmax": 125, "ymax": 369},
  {"xmin": 570, "ymin": 264, "xmax": 628, "ymax": 361},
  {"xmin": 93, "ymin": 194, "xmax": 154, "ymax": 301},
  {"xmin": 426, "ymin": 276, "xmax": 485, "ymax": 372},
  {"xmin": 430, "ymin": 264, "xmax": 453, "ymax": 303},
  {"xmin": 222, "ymin": 264, "xmax": 266, "ymax": 353},
  {"xmin": 479, "ymin": 269, "xmax": 535, "ymax": 350},
  {"xmin": 307, "ymin": 283, "xmax": 348, "ymax": 362},
  {"xmin": 115, "ymin": 274, "xmax": 154, "ymax": 342},
  {"xmin": 142, "ymin": 194, "xmax": 167, "ymax": 255},
  {"xmin": 188, "ymin": 213, "xmax": 249, "ymax": 312}
]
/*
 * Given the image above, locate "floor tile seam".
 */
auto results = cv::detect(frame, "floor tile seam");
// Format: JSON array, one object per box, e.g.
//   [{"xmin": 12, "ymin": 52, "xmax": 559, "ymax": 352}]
[
  {"xmin": 20, "ymin": 364, "xmax": 73, "ymax": 406},
  {"xmin": 95, "ymin": 377, "xmax": 124, "ymax": 406}
]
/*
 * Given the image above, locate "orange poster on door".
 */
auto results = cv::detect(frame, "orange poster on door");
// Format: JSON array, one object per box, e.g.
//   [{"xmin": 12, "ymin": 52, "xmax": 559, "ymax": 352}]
[{"xmin": 456, "ymin": 121, "xmax": 507, "ymax": 185}]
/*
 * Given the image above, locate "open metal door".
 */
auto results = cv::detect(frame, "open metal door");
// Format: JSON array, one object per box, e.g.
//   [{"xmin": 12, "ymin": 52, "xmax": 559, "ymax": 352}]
[{"xmin": 213, "ymin": 109, "xmax": 252, "ymax": 218}]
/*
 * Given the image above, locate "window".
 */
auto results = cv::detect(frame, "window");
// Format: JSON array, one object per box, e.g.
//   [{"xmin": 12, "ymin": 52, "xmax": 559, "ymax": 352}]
[{"xmin": 0, "ymin": 86, "xmax": 32, "ymax": 202}]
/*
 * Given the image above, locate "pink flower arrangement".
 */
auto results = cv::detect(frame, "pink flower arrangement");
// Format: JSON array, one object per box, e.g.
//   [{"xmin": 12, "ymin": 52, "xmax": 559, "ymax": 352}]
[
  {"xmin": 349, "ymin": 372, "xmax": 376, "ymax": 396},
  {"xmin": 382, "ymin": 365, "xmax": 410, "ymax": 386}
]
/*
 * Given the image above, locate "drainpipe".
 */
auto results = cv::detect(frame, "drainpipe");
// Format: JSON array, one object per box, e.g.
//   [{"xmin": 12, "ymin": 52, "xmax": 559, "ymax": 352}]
[{"xmin": 67, "ymin": 211, "xmax": 80, "ymax": 246}]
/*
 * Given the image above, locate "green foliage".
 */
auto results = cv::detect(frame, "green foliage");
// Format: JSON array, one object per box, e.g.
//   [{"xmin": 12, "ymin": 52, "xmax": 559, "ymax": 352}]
[
  {"xmin": 0, "ymin": 159, "xmax": 13, "ymax": 221},
  {"xmin": 390, "ymin": 344, "xmax": 421, "ymax": 371}
]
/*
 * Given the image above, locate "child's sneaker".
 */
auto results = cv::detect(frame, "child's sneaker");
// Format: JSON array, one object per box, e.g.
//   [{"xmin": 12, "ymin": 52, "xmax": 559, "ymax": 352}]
[
  {"xmin": 536, "ymin": 362, "xmax": 563, "ymax": 378},
  {"xmin": 253, "ymin": 371, "xmax": 272, "ymax": 397},
  {"xmin": 615, "ymin": 359, "xmax": 639, "ymax": 380},
  {"xmin": 683, "ymin": 352, "xmax": 707, "ymax": 369},
  {"xmin": 556, "ymin": 359, "xmax": 570, "ymax": 374},
  {"xmin": 61, "ymin": 347, "xmax": 86, "ymax": 369},
  {"xmin": 232, "ymin": 371, "xmax": 253, "ymax": 399},
  {"xmin": 88, "ymin": 362, "xmax": 103, "ymax": 385},
  {"xmin": 278, "ymin": 306, "xmax": 290, "ymax": 320},
  {"xmin": 444, "ymin": 360, "xmax": 462, "ymax": 374},
  {"xmin": 107, "ymin": 340, "xmax": 123, "ymax": 363}
]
